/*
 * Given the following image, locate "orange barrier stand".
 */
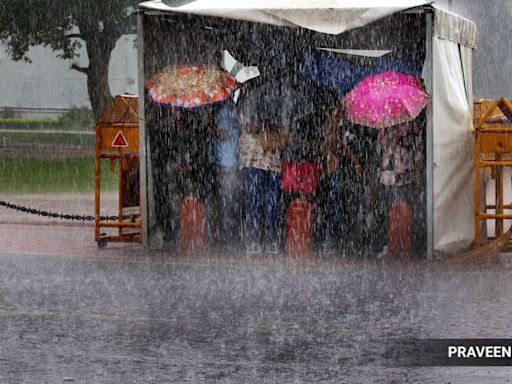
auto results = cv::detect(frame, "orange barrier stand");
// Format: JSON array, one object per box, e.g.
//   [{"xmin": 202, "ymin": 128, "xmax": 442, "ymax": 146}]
[
  {"xmin": 285, "ymin": 199, "xmax": 312, "ymax": 258},
  {"xmin": 473, "ymin": 98, "xmax": 512, "ymax": 248},
  {"xmin": 95, "ymin": 95, "xmax": 141, "ymax": 248},
  {"xmin": 387, "ymin": 200, "xmax": 413, "ymax": 259},
  {"xmin": 179, "ymin": 196, "xmax": 206, "ymax": 253}
]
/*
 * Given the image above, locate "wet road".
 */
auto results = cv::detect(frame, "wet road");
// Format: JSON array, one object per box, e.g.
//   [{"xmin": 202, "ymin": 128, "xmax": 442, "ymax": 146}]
[{"xmin": 1, "ymin": 251, "xmax": 512, "ymax": 383}]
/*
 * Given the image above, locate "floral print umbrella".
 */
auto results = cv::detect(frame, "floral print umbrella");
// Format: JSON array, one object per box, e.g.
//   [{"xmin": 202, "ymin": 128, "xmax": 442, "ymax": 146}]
[
  {"xmin": 145, "ymin": 65, "xmax": 240, "ymax": 109},
  {"xmin": 343, "ymin": 71, "xmax": 430, "ymax": 129}
]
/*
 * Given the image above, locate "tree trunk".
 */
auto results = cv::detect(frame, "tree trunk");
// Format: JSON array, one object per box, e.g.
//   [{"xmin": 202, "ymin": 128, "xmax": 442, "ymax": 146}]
[{"xmin": 85, "ymin": 37, "xmax": 116, "ymax": 120}]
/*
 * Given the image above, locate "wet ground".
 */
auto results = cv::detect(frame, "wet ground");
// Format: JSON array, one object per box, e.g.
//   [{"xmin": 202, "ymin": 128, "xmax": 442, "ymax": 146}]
[{"xmin": 1, "ymin": 225, "xmax": 512, "ymax": 383}]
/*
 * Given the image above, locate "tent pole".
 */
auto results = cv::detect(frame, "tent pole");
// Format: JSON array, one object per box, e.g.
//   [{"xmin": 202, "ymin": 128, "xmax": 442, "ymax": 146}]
[
  {"xmin": 137, "ymin": 11, "xmax": 148, "ymax": 248},
  {"xmin": 425, "ymin": 11, "xmax": 434, "ymax": 261}
]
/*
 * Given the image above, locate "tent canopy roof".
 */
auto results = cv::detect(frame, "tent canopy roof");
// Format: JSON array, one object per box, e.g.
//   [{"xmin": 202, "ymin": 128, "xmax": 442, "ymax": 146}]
[
  {"xmin": 139, "ymin": 0, "xmax": 431, "ymax": 35},
  {"xmin": 138, "ymin": 0, "xmax": 477, "ymax": 48}
]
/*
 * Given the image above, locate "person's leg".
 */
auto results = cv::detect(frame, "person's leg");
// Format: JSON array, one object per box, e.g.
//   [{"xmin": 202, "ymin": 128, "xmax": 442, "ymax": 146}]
[
  {"xmin": 312, "ymin": 168, "xmax": 329, "ymax": 252},
  {"xmin": 168, "ymin": 173, "xmax": 185, "ymax": 249},
  {"xmin": 325, "ymin": 170, "xmax": 342, "ymax": 254},
  {"xmin": 400, "ymin": 183, "xmax": 415, "ymax": 252},
  {"xmin": 152, "ymin": 152, "xmax": 171, "ymax": 240},
  {"xmin": 217, "ymin": 166, "xmax": 227, "ymax": 246},
  {"xmin": 219, "ymin": 166, "xmax": 240, "ymax": 247},
  {"xmin": 373, "ymin": 183, "xmax": 390, "ymax": 257},
  {"xmin": 263, "ymin": 170, "xmax": 280, "ymax": 248},
  {"xmin": 409, "ymin": 183, "xmax": 427, "ymax": 257},
  {"xmin": 204, "ymin": 165, "xmax": 220, "ymax": 248},
  {"xmin": 340, "ymin": 167, "xmax": 360, "ymax": 256},
  {"xmin": 243, "ymin": 167, "xmax": 262, "ymax": 252}
]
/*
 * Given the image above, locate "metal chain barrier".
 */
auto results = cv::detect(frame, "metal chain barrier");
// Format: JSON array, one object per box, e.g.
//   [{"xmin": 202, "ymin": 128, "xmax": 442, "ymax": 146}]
[{"xmin": 0, "ymin": 200, "xmax": 119, "ymax": 221}]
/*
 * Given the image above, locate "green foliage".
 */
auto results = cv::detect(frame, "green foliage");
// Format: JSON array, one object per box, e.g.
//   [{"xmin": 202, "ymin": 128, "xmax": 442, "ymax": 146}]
[
  {"xmin": 57, "ymin": 107, "xmax": 95, "ymax": 130},
  {"xmin": 0, "ymin": 118, "xmax": 59, "ymax": 130},
  {"xmin": 0, "ymin": 107, "xmax": 94, "ymax": 131},
  {"xmin": 0, "ymin": 0, "xmax": 139, "ymax": 118},
  {"xmin": 0, "ymin": 108, "xmax": 95, "ymax": 131},
  {"xmin": 0, "ymin": 117, "xmax": 55, "ymax": 124},
  {"xmin": 0, "ymin": 131, "xmax": 94, "ymax": 146},
  {"xmin": 0, "ymin": 0, "xmax": 138, "ymax": 62},
  {"xmin": 1, "ymin": 107, "xmax": 17, "ymax": 119},
  {"xmin": 0, "ymin": 157, "xmax": 117, "ymax": 194}
]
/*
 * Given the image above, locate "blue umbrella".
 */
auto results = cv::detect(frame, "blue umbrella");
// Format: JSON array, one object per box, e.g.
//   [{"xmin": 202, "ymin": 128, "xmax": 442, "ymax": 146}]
[
  {"xmin": 302, "ymin": 52, "xmax": 423, "ymax": 94},
  {"xmin": 302, "ymin": 53, "xmax": 371, "ymax": 94}
]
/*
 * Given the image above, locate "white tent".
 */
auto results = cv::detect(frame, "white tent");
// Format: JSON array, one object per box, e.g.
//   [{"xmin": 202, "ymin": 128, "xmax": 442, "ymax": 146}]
[
  {"xmin": 139, "ymin": 0, "xmax": 432, "ymax": 34},
  {"xmin": 137, "ymin": 0, "xmax": 479, "ymax": 258}
]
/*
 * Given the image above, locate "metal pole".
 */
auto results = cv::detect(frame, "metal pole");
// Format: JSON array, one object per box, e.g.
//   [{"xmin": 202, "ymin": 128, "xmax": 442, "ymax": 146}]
[
  {"xmin": 425, "ymin": 11, "xmax": 434, "ymax": 260},
  {"xmin": 137, "ymin": 11, "xmax": 148, "ymax": 247},
  {"xmin": 474, "ymin": 131, "xmax": 481, "ymax": 246},
  {"xmin": 94, "ymin": 123, "xmax": 101, "ymax": 242}
]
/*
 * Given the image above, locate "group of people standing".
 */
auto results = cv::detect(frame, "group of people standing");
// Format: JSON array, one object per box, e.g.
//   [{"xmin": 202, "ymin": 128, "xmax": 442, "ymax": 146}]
[
  {"xmin": 154, "ymin": 85, "xmax": 426, "ymax": 257},
  {"xmin": 209, "ymin": 98, "xmax": 284, "ymax": 255}
]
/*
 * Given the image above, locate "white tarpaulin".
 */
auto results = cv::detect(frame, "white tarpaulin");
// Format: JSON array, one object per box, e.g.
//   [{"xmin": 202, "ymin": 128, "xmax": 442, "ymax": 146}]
[
  {"xmin": 433, "ymin": 37, "xmax": 474, "ymax": 254},
  {"xmin": 434, "ymin": 6, "xmax": 479, "ymax": 49},
  {"xmin": 139, "ymin": 0, "xmax": 432, "ymax": 34}
]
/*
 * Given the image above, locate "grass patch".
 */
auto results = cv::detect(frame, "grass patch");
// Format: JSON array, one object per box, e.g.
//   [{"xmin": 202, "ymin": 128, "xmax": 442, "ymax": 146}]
[
  {"xmin": 0, "ymin": 131, "xmax": 94, "ymax": 147},
  {"xmin": 56, "ymin": 106, "xmax": 95, "ymax": 131},
  {"xmin": 0, "ymin": 117, "xmax": 56, "ymax": 124},
  {"xmin": 0, "ymin": 119, "xmax": 61, "ymax": 131},
  {"xmin": 0, "ymin": 157, "xmax": 118, "ymax": 194},
  {"xmin": 0, "ymin": 107, "xmax": 95, "ymax": 131}
]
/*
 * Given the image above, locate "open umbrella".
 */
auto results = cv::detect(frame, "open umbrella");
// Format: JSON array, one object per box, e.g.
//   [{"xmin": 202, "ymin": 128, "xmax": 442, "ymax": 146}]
[
  {"xmin": 343, "ymin": 71, "xmax": 430, "ymax": 129},
  {"xmin": 145, "ymin": 65, "xmax": 240, "ymax": 109},
  {"xmin": 302, "ymin": 52, "xmax": 371, "ymax": 94},
  {"xmin": 302, "ymin": 52, "xmax": 423, "ymax": 96}
]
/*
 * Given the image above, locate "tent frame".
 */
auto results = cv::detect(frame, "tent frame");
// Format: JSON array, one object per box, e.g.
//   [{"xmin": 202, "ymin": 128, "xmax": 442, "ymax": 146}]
[{"xmin": 424, "ymin": 11, "xmax": 434, "ymax": 260}]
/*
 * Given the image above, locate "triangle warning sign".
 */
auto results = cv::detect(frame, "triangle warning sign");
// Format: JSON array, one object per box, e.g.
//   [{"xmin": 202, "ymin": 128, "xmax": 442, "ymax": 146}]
[{"xmin": 112, "ymin": 131, "xmax": 128, "ymax": 148}]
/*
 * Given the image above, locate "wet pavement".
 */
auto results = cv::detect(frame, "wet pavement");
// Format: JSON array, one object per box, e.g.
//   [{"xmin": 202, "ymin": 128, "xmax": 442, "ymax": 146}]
[{"xmin": 1, "ymin": 220, "xmax": 512, "ymax": 383}]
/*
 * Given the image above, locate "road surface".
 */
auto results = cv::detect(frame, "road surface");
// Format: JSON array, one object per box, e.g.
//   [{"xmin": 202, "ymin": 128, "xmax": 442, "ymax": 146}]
[{"xmin": 1, "ymin": 221, "xmax": 512, "ymax": 383}]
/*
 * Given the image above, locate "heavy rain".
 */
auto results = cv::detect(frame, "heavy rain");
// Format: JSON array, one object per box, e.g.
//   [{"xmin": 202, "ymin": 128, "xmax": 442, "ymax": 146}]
[{"xmin": 1, "ymin": 0, "xmax": 512, "ymax": 383}]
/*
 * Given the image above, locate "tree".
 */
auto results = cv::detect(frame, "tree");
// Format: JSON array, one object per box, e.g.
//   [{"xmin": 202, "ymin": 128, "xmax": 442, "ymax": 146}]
[{"xmin": 0, "ymin": 0, "xmax": 138, "ymax": 119}]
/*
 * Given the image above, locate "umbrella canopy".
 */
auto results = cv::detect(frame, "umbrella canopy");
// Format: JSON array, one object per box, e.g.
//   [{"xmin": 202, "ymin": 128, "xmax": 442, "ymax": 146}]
[
  {"xmin": 238, "ymin": 80, "xmax": 314, "ymax": 129},
  {"xmin": 343, "ymin": 71, "xmax": 430, "ymax": 129},
  {"xmin": 145, "ymin": 65, "xmax": 240, "ymax": 108},
  {"xmin": 302, "ymin": 52, "xmax": 423, "ymax": 95},
  {"xmin": 302, "ymin": 53, "xmax": 371, "ymax": 94}
]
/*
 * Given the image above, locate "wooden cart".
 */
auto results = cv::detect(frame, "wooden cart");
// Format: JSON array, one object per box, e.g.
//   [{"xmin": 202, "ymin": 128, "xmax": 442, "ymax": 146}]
[{"xmin": 95, "ymin": 95, "xmax": 141, "ymax": 247}]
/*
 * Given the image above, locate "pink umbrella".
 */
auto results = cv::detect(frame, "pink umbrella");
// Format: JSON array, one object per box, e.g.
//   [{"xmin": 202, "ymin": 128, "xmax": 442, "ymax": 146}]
[{"xmin": 343, "ymin": 71, "xmax": 430, "ymax": 129}]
